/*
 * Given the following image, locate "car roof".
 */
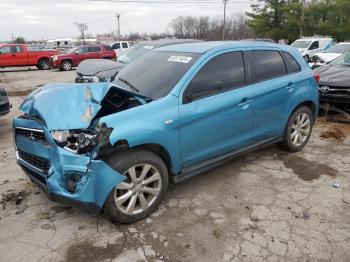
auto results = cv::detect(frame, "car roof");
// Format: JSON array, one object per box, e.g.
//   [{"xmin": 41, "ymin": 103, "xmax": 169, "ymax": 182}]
[{"xmin": 155, "ymin": 41, "xmax": 286, "ymax": 54}]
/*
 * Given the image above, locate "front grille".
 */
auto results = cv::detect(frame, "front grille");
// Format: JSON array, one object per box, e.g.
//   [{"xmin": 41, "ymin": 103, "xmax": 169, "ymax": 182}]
[
  {"xmin": 0, "ymin": 90, "xmax": 7, "ymax": 96},
  {"xmin": 15, "ymin": 128, "xmax": 47, "ymax": 143},
  {"xmin": 319, "ymin": 85, "xmax": 350, "ymax": 96},
  {"xmin": 18, "ymin": 150, "xmax": 50, "ymax": 174}
]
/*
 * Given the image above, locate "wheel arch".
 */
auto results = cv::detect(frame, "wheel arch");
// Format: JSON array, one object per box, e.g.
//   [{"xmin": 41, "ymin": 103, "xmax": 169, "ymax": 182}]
[
  {"xmin": 293, "ymin": 100, "xmax": 318, "ymax": 120},
  {"xmin": 102, "ymin": 140, "xmax": 174, "ymax": 176}
]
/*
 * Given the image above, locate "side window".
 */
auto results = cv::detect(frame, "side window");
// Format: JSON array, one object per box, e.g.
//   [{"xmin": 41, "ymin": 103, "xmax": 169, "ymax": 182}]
[
  {"xmin": 309, "ymin": 41, "xmax": 319, "ymax": 50},
  {"xmin": 0, "ymin": 46, "xmax": 12, "ymax": 54},
  {"xmin": 88, "ymin": 46, "xmax": 101, "ymax": 52},
  {"xmin": 14, "ymin": 46, "xmax": 23, "ymax": 53},
  {"xmin": 77, "ymin": 47, "xmax": 89, "ymax": 53},
  {"xmin": 122, "ymin": 43, "xmax": 128, "ymax": 48},
  {"xmin": 184, "ymin": 52, "xmax": 245, "ymax": 102},
  {"xmin": 283, "ymin": 52, "xmax": 301, "ymax": 74},
  {"xmin": 112, "ymin": 43, "xmax": 121, "ymax": 49},
  {"xmin": 104, "ymin": 45, "xmax": 113, "ymax": 51},
  {"xmin": 252, "ymin": 50, "xmax": 287, "ymax": 82}
]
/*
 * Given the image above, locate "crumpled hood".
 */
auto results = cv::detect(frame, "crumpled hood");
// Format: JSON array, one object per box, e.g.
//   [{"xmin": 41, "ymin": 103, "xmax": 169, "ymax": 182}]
[
  {"xmin": 314, "ymin": 65, "xmax": 350, "ymax": 87},
  {"xmin": 314, "ymin": 52, "xmax": 341, "ymax": 63},
  {"xmin": 20, "ymin": 82, "xmax": 111, "ymax": 131}
]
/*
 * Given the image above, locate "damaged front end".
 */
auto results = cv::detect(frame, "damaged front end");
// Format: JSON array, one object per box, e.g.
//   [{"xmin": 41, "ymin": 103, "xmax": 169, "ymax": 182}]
[{"xmin": 13, "ymin": 82, "xmax": 146, "ymax": 213}]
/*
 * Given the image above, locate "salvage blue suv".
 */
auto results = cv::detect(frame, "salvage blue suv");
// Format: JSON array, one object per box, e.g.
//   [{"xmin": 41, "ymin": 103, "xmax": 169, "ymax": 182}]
[{"xmin": 13, "ymin": 42, "xmax": 319, "ymax": 223}]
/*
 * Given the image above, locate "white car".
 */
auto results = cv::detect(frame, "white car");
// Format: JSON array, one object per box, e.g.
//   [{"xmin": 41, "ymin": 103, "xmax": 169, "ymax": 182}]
[
  {"xmin": 110, "ymin": 41, "xmax": 130, "ymax": 55},
  {"xmin": 309, "ymin": 42, "xmax": 350, "ymax": 69},
  {"xmin": 291, "ymin": 37, "xmax": 334, "ymax": 62}
]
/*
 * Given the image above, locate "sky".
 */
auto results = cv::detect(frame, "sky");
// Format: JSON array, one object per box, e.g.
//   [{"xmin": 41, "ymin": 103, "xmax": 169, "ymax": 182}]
[{"xmin": 0, "ymin": 0, "xmax": 251, "ymax": 41}]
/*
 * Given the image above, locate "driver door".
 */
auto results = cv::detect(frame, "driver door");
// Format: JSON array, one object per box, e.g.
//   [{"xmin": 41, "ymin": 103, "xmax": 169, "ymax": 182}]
[{"xmin": 179, "ymin": 51, "xmax": 254, "ymax": 167}]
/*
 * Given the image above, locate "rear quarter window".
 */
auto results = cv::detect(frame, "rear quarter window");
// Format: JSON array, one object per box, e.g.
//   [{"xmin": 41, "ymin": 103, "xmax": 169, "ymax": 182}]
[
  {"xmin": 104, "ymin": 45, "xmax": 113, "ymax": 51},
  {"xmin": 252, "ymin": 50, "xmax": 287, "ymax": 82},
  {"xmin": 283, "ymin": 52, "xmax": 301, "ymax": 74}
]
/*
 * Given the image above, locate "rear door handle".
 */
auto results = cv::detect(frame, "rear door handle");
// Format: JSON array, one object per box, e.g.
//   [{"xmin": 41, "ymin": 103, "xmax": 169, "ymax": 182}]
[
  {"xmin": 237, "ymin": 97, "xmax": 253, "ymax": 108},
  {"xmin": 286, "ymin": 82, "xmax": 296, "ymax": 92}
]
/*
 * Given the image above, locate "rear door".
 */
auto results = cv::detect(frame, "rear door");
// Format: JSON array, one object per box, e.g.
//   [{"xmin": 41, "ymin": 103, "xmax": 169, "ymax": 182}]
[
  {"xmin": 88, "ymin": 46, "xmax": 102, "ymax": 59},
  {"xmin": 249, "ymin": 49, "xmax": 298, "ymax": 142},
  {"xmin": 179, "ymin": 51, "xmax": 254, "ymax": 167}
]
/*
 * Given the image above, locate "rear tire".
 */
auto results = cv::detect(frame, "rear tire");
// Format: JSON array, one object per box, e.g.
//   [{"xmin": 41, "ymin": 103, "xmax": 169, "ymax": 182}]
[
  {"xmin": 60, "ymin": 60, "xmax": 72, "ymax": 71},
  {"xmin": 280, "ymin": 106, "xmax": 314, "ymax": 152},
  {"xmin": 104, "ymin": 149, "xmax": 169, "ymax": 224},
  {"xmin": 37, "ymin": 58, "xmax": 50, "ymax": 70}
]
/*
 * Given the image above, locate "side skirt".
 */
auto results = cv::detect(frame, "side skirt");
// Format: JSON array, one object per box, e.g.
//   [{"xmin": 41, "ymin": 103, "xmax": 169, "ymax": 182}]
[{"xmin": 172, "ymin": 136, "xmax": 283, "ymax": 184}]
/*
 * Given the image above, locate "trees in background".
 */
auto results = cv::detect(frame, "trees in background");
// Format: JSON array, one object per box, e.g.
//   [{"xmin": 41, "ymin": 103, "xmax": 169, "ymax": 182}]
[
  {"xmin": 247, "ymin": 0, "xmax": 350, "ymax": 43},
  {"xmin": 169, "ymin": 13, "xmax": 254, "ymax": 40},
  {"xmin": 73, "ymin": 22, "xmax": 88, "ymax": 45},
  {"xmin": 14, "ymin": 37, "xmax": 26, "ymax": 44}
]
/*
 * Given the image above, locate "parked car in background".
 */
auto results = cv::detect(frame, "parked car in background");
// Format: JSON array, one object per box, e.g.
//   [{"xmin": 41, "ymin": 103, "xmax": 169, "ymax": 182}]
[
  {"xmin": 111, "ymin": 41, "xmax": 130, "ymax": 54},
  {"xmin": 0, "ymin": 44, "xmax": 58, "ymax": 70},
  {"xmin": 0, "ymin": 88, "xmax": 10, "ymax": 115},
  {"xmin": 291, "ymin": 37, "xmax": 334, "ymax": 62},
  {"xmin": 309, "ymin": 42, "xmax": 350, "ymax": 69},
  {"xmin": 14, "ymin": 41, "xmax": 319, "ymax": 223},
  {"xmin": 314, "ymin": 53, "xmax": 350, "ymax": 106},
  {"xmin": 50, "ymin": 45, "xmax": 116, "ymax": 71},
  {"xmin": 75, "ymin": 39, "xmax": 200, "ymax": 83}
]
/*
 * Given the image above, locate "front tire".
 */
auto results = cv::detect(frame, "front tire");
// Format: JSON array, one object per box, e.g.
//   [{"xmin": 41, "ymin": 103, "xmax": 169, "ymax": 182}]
[
  {"xmin": 104, "ymin": 149, "xmax": 169, "ymax": 224},
  {"xmin": 37, "ymin": 58, "xmax": 50, "ymax": 70},
  {"xmin": 280, "ymin": 106, "xmax": 314, "ymax": 152},
  {"xmin": 60, "ymin": 60, "xmax": 72, "ymax": 71}
]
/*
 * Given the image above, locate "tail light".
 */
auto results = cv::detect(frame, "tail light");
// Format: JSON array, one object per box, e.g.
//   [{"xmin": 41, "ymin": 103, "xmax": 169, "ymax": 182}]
[{"xmin": 313, "ymin": 73, "xmax": 320, "ymax": 84}]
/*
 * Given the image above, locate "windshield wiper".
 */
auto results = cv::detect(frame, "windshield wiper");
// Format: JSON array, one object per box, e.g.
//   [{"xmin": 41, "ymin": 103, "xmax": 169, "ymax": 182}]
[{"xmin": 118, "ymin": 77, "xmax": 139, "ymax": 93}]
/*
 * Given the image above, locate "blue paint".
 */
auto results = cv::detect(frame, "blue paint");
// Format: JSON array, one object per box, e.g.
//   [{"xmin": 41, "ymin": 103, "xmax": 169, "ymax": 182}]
[{"xmin": 13, "ymin": 41, "xmax": 319, "ymax": 212}]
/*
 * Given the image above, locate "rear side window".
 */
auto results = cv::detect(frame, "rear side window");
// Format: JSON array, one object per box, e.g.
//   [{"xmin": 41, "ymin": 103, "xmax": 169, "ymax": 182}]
[
  {"xmin": 252, "ymin": 50, "xmax": 287, "ymax": 82},
  {"xmin": 185, "ymin": 52, "xmax": 245, "ymax": 101},
  {"xmin": 283, "ymin": 52, "xmax": 301, "ymax": 74},
  {"xmin": 14, "ymin": 46, "xmax": 23, "ymax": 53},
  {"xmin": 104, "ymin": 45, "xmax": 113, "ymax": 51},
  {"xmin": 88, "ymin": 46, "xmax": 101, "ymax": 52},
  {"xmin": 122, "ymin": 43, "xmax": 128, "ymax": 48},
  {"xmin": 112, "ymin": 43, "xmax": 121, "ymax": 49}
]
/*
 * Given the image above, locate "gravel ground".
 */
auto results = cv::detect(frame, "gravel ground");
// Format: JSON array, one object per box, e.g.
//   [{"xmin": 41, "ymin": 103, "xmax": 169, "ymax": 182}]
[{"xmin": 0, "ymin": 67, "xmax": 350, "ymax": 262}]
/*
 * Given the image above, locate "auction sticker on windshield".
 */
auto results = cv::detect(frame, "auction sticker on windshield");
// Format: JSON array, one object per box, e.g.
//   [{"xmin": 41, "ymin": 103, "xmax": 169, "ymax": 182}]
[{"xmin": 168, "ymin": 56, "xmax": 192, "ymax": 63}]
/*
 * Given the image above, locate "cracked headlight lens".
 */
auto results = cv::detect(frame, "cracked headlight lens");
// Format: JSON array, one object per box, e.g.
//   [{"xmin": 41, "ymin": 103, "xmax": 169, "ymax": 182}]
[{"xmin": 51, "ymin": 130, "xmax": 98, "ymax": 154}]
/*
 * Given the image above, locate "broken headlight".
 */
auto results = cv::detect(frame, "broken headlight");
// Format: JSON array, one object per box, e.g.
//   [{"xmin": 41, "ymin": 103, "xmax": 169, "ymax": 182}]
[{"xmin": 51, "ymin": 130, "xmax": 98, "ymax": 154}]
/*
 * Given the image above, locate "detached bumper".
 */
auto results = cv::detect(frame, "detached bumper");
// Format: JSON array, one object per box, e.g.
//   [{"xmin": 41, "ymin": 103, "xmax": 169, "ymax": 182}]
[
  {"xmin": 13, "ymin": 117, "xmax": 125, "ymax": 214},
  {"xmin": 50, "ymin": 59, "xmax": 60, "ymax": 69}
]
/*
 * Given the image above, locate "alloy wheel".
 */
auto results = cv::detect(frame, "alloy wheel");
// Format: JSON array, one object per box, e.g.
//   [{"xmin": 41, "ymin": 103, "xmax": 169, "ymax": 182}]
[
  {"xmin": 290, "ymin": 112, "xmax": 311, "ymax": 146},
  {"xmin": 114, "ymin": 163, "xmax": 162, "ymax": 215},
  {"xmin": 40, "ymin": 60, "xmax": 50, "ymax": 70}
]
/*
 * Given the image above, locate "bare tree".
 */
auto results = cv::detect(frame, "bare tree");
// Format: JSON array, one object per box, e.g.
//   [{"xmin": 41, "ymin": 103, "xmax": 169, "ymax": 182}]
[
  {"xmin": 74, "ymin": 22, "xmax": 88, "ymax": 45},
  {"xmin": 169, "ymin": 13, "xmax": 253, "ymax": 41}
]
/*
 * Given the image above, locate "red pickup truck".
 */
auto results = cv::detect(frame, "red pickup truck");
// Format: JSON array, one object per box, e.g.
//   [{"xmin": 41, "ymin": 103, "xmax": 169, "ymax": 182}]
[
  {"xmin": 51, "ymin": 44, "xmax": 116, "ymax": 71},
  {"xmin": 0, "ymin": 44, "xmax": 58, "ymax": 69}
]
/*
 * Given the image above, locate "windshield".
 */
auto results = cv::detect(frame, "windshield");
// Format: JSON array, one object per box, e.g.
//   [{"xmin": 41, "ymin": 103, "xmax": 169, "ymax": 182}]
[
  {"xmin": 326, "ymin": 44, "xmax": 350, "ymax": 54},
  {"xmin": 113, "ymin": 51, "xmax": 200, "ymax": 99},
  {"xmin": 117, "ymin": 44, "xmax": 154, "ymax": 64},
  {"xmin": 291, "ymin": 40, "xmax": 311, "ymax": 48},
  {"xmin": 329, "ymin": 53, "xmax": 350, "ymax": 66}
]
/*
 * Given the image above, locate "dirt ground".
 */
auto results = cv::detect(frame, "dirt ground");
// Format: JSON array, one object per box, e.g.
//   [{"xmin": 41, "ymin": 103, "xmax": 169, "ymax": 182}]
[{"xmin": 1, "ymin": 68, "xmax": 350, "ymax": 262}]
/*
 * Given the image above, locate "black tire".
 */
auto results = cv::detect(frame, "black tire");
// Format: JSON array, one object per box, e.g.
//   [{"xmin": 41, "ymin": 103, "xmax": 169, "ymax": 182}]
[
  {"xmin": 60, "ymin": 60, "xmax": 72, "ymax": 71},
  {"xmin": 104, "ymin": 149, "xmax": 169, "ymax": 224},
  {"xmin": 280, "ymin": 106, "xmax": 314, "ymax": 152},
  {"xmin": 37, "ymin": 58, "xmax": 50, "ymax": 70}
]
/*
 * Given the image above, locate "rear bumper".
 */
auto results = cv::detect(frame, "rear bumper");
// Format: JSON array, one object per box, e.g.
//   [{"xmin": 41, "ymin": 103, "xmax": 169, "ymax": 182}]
[{"xmin": 13, "ymin": 116, "xmax": 125, "ymax": 214}]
